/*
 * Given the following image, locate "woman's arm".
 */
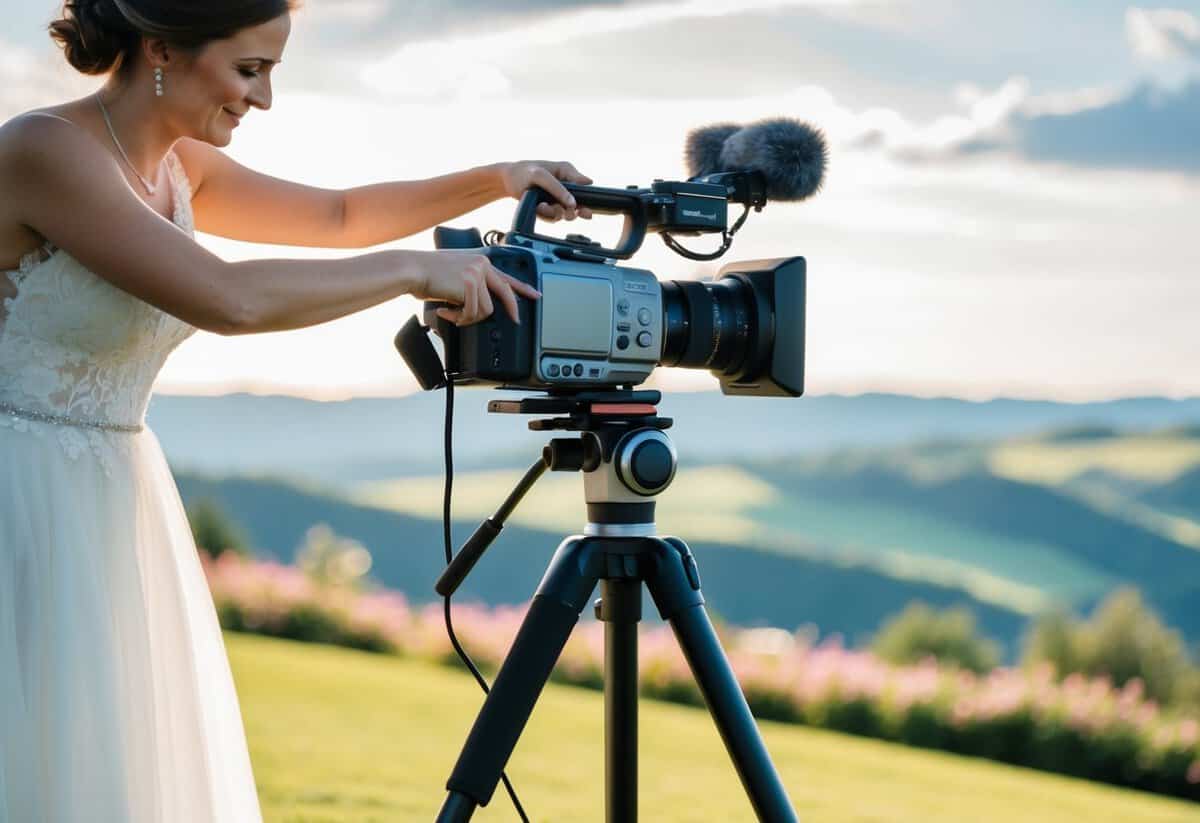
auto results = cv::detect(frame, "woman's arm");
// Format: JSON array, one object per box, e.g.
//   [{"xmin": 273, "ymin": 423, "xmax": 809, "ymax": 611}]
[
  {"xmin": 176, "ymin": 139, "xmax": 590, "ymax": 249},
  {"xmin": 338, "ymin": 163, "xmax": 505, "ymax": 248},
  {"xmin": 223, "ymin": 248, "xmax": 533, "ymax": 333},
  {"xmin": 340, "ymin": 160, "xmax": 594, "ymax": 248},
  {"xmin": 3, "ymin": 116, "xmax": 534, "ymax": 335}
]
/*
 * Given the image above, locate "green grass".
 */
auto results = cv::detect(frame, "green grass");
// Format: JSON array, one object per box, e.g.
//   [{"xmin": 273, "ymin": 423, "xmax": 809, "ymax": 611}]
[{"xmin": 228, "ymin": 632, "xmax": 1198, "ymax": 822}]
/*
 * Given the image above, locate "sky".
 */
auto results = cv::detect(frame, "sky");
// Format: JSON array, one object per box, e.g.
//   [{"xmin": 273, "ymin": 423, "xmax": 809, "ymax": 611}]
[{"xmin": 2, "ymin": 0, "xmax": 1199, "ymax": 401}]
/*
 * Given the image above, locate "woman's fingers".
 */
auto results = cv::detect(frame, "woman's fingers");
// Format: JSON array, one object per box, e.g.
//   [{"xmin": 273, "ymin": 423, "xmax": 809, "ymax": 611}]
[
  {"xmin": 432, "ymin": 254, "xmax": 543, "ymax": 327},
  {"xmin": 554, "ymin": 161, "xmax": 593, "ymax": 186},
  {"xmin": 470, "ymin": 271, "xmax": 493, "ymax": 323},
  {"xmin": 535, "ymin": 167, "xmax": 577, "ymax": 211},
  {"xmin": 486, "ymin": 267, "xmax": 522, "ymax": 323},
  {"xmin": 485, "ymin": 267, "xmax": 544, "ymax": 324},
  {"xmin": 537, "ymin": 202, "xmax": 579, "ymax": 222},
  {"xmin": 505, "ymin": 273, "xmax": 542, "ymax": 300},
  {"xmin": 536, "ymin": 203, "xmax": 593, "ymax": 222}
]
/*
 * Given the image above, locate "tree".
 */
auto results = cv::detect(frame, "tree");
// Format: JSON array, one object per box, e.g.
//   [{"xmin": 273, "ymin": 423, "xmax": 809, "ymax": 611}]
[
  {"xmin": 871, "ymin": 602, "xmax": 1000, "ymax": 673},
  {"xmin": 1023, "ymin": 608, "xmax": 1078, "ymax": 674},
  {"xmin": 187, "ymin": 498, "xmax": 251, "ymax": 559},
  {"xmin": 295, "ymin": 523, "xmax": 372, "ymax": 589},
  {"xmin": 1022, "ymin": 587, "xmax": 1194, "ymax": 706}
]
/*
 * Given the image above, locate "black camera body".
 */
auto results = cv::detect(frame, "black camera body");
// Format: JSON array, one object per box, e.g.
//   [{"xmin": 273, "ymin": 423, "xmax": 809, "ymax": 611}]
[
  {"xmin": 399, "ymin": 175, "xmax": 806, "ymax": 398},
  {"xmin": 425, "ymin": 237, "xmax": 664, "ymax": 389}
]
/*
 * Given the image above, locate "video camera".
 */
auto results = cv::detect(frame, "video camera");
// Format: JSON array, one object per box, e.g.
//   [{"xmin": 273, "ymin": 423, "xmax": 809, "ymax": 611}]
[{"xmin": 396, "ymin": 117, "xmax": 826, "ymax": 398}]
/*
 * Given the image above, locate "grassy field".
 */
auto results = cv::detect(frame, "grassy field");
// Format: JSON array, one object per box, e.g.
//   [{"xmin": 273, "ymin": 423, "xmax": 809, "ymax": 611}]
[{"xmin": 228, "ymin": 632, "xmax": 1198, "ymax": 822}]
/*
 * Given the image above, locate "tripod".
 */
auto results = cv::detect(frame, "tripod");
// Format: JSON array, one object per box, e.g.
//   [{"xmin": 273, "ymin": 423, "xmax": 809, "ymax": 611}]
[{"xmin": 434, "ymin": 391, "xmax": 799, "ymax": 822}]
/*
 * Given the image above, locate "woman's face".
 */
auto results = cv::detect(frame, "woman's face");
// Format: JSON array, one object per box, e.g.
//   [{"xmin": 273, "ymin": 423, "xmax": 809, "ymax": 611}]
[{"xmin": 166, "ymin": 13, "xmax": 291, "ymax": 146}]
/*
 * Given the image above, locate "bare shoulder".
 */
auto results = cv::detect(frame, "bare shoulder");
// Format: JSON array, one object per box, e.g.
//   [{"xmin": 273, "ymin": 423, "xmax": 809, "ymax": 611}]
[
  {"xmin": 0, "ymin": 100, "xmax": 94, "ymax": 145},
  {"xmin": 0, "ymin": 109, "xmax": 112, "ymax": 186},
  {"xmin": 0, "ymin": 111, "xmax": 114, "ymax": 251}
]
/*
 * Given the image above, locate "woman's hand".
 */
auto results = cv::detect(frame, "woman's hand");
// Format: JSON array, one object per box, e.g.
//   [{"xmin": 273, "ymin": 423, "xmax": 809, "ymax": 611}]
[
  {"xmin": 410, "ymin": 250, "xmax": 541, "ymax": 327},
  {"xmin": 497, "ymin": 160, "xmax": 595, "ymax": 222}
]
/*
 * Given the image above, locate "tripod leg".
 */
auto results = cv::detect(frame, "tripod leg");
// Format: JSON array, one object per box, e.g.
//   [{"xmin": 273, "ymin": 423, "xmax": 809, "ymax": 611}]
[
  {"xmin": 438, "ymin": 536, "xmax": 602, "ymax": 821},
  {"xmin": 645, "ymin": 538, "xmax": 800, "ymax": 823},
  {"xmin": 439, "ymin": 594, "xmax": 581, "ymax": 820},
  {"xmin": 598, "ymin": 578, "xmax": 641, "ymax": 822}
]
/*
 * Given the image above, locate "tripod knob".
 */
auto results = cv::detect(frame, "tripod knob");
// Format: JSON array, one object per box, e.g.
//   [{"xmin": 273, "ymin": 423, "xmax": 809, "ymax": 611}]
[{"xmin": 615, "ymin": 429, "xmax": 677, "ymax": 496}]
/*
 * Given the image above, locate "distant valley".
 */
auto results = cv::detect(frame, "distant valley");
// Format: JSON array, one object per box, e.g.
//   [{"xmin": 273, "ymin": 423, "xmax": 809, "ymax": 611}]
[{"xmin": 156, "ymin": 391, "xmax": 1200, "ymax": 657}]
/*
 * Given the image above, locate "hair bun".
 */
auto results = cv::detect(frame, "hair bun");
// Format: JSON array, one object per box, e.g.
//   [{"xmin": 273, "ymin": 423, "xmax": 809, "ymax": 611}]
[{"xmin": 49, "ymin": 0, "xmax": 138, "ymax": 75}]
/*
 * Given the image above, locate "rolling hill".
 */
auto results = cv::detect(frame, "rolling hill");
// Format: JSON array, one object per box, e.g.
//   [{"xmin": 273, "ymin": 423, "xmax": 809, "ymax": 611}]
[
  {"xmin": 175, "ymin": 471, "xmax": 1029, "ymax": 649},
  {"xmin": 158, "ymin": 390, "xmax": 1200, "ymax": 657},
  {"xmin": 148, "ymin": 391, "xmax": 1200, "ymax": 483}
]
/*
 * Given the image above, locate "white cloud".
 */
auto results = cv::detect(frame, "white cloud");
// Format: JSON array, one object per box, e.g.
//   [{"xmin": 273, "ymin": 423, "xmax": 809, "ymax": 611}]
[
  {"xmin": 361, "ymin": 0, "xmax": 872, "ymax": 99},
  {"xmin": 302, "ymin": 0, "xmax": 390, "ymax": 24},
  {"xmin": 839, "ymin": 77, "xmax": 1031, "ymax": 162},
  {"xmin": 1125, "ymin": 7, "xmax": 1200, "ymax": 60},
  {"xmin": 841, "ymin": 67, "xmax": 1200, "ymax": 177},
  {"xmin": 0, "ymin": 39, "xmax": 98, "ymax": 122}
]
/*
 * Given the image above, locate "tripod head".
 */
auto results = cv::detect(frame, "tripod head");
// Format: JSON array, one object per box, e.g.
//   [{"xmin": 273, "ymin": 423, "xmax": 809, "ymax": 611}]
[
  {"xmin": 435, "ymin": 389, "xmax": 679, "ymax": 599},
  {"xmin": 488, "ymin": 388, "xmax": 676, "ymax": 509}
]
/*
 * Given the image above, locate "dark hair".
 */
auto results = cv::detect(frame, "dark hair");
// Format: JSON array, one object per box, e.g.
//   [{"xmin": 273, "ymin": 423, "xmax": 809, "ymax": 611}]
[{"xmin": 49, "ymin": 0, "xmax": 297, "ymax": 76}]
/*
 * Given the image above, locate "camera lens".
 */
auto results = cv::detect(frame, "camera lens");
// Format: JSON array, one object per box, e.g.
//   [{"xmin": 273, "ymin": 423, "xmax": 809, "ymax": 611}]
[{"xmin": 660, "ymin": 276, "xmax": 773, "ymax": 383}]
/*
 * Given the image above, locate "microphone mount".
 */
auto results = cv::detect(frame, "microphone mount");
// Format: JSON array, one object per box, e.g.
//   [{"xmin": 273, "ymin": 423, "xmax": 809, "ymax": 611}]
[
  {"xmin": 658, "ymin": 170, "xmax": 764, "ymax": 261},
  {"xmin": 507, "ymin": 170, "xmax": 770, "ymax": 263}
]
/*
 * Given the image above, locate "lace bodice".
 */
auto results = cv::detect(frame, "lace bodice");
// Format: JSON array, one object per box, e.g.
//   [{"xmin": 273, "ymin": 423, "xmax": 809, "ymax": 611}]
[{"xmin": 0, "ymin": 150, "xmax": 196, "ymax": 459}]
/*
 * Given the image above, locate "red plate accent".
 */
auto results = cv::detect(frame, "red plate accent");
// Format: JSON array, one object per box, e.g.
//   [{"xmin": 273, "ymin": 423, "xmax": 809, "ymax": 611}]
[{"xmin": 591, "ymin": 403, "xmax": 658, "ymax": 415}]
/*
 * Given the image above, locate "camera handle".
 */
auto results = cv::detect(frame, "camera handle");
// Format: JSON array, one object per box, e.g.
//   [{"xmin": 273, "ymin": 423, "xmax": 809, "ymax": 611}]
[{"xmin": 509, "ymin": 183, "xmax": 649, "ymax": 260}]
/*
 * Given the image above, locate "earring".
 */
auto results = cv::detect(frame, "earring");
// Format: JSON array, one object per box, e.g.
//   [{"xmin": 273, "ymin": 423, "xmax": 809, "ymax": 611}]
[{"xmin": 154, "ymin": 67, "xmax": 164, "ymax": 97}]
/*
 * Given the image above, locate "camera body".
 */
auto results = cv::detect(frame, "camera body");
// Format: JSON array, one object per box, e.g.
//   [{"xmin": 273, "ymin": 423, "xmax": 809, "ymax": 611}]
[
  {"xmin": 399, "ymin": 177, "xmax": 807, "ymax": 398},
  {"xmin": 425, "ymin": 235, "xmax": 664, "ymax": 390}
]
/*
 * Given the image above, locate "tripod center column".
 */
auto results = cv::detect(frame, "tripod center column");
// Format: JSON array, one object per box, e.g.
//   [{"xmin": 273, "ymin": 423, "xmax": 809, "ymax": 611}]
[{"xmin": 597, "ymin": 577, "xmax": 643, "ymax": 822}]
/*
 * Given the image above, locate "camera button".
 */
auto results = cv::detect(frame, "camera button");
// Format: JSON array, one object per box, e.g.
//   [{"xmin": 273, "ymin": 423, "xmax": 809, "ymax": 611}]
[
  {"xmin": 573, "ymin": 363, "xmax": 584, "ymax": 377},
  {"xmin": 617, "ymin": 298, "xmax": 631, "ymax": 316},
  {"xmin": 616, "ymin": 322, "xmax": 631, "ymax": 332},
  {"xmin": 616, "ymin": 334, "xmax": 630, "ymax": 350},
  {"xmin": 547, "ymin": 363, "xmax": 560, "ymax": 377},
  {"xmin": 636, "ymin": 331, "xmax": 653, "ymax": 348},
  {"xmin": 637, "ymin": 307, "xmax": 652, "ymax": 326}
]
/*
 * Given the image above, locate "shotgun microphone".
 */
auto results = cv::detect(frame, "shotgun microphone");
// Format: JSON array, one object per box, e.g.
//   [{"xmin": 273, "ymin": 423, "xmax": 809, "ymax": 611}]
[{"xmin": 685, "ymin": 117, "xmax": 828, "ymax": 202}]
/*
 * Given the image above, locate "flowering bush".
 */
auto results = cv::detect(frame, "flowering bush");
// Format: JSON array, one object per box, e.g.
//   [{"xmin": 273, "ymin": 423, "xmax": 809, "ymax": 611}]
[{"xmin": 201, "ymin": 554, "xmax": 1200, "ymax": 801}]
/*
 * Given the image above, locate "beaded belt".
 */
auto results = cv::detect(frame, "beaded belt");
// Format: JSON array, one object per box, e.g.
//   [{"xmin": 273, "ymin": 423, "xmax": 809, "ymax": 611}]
[{"xmin": 0, "ymin": 400, "xmax": 144, "ymax": 434}]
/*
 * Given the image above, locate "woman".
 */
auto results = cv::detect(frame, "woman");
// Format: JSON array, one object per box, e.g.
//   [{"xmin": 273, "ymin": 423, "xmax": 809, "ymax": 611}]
[{"xmin": 0, "ymin": 1, "xmax": 591, "ymax": 819}]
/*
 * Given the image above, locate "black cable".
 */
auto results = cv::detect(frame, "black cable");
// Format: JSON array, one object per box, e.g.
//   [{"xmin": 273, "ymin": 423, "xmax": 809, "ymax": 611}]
[
  {"xmin": 660, "ymin": 203, "xmax": 753, "ymax": 261},
  {"xmin": 441, "ymin": 378, "xmax": 529, "ymax": 822}
]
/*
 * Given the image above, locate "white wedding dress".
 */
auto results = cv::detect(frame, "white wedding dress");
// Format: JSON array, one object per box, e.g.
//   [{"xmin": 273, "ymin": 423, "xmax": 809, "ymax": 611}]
[{"xmin": 0, "ymin": 146, "xmax": 263, "ymax": 821}]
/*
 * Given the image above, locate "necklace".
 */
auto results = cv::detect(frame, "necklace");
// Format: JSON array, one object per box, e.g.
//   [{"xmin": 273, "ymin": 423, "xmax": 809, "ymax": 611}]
[{"xmin": 95, "ymin": 94, "xmax": 158, "ymax": 195}]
